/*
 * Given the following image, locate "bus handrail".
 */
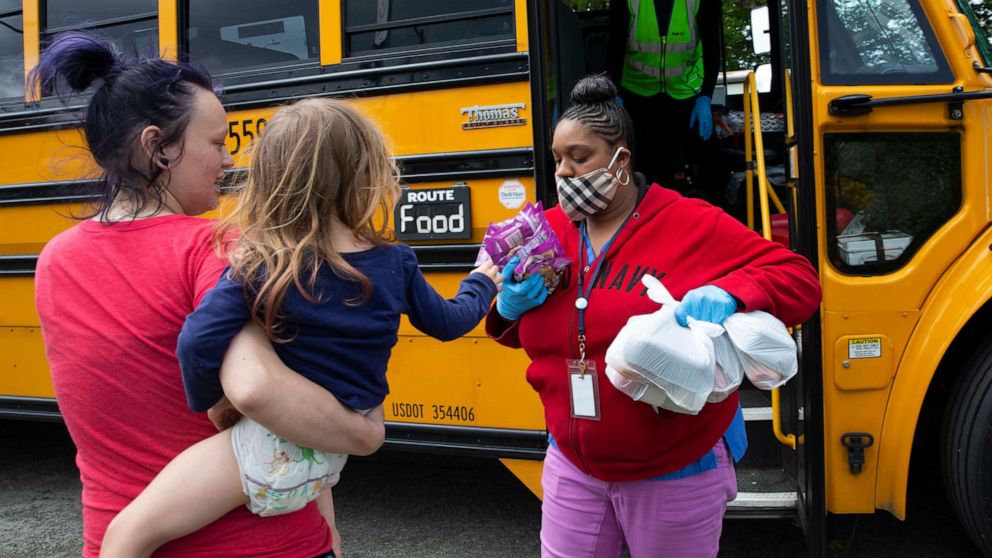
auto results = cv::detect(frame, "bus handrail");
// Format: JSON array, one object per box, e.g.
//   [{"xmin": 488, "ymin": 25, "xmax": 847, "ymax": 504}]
[{"xmin": 743, "ymin": 71, "xmax": 799, "ymax": 451}]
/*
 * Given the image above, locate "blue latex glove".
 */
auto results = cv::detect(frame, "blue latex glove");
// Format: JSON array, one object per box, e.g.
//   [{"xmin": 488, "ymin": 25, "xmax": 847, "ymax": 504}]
[
  {"xmin": 675, "ymin": 285, "xmax": 737, "ymax": 327},
  {"xmin": 688, "ymin": 96, "xmax": 713, "ymax": 141},
  {"xmin": 496, "ymin": 257, "xmax": 549, "ymax": 321}
]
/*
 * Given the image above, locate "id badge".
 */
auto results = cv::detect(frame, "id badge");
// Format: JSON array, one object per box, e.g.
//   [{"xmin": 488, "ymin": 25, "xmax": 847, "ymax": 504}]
[{"xmin": 567, "ymin": 359, "xmax": 601, "ymax": 421}]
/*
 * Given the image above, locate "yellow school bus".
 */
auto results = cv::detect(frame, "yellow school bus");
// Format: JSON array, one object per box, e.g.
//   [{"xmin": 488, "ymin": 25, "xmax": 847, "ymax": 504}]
[{"xmin": 2, "ymin": 1, "xmax": 992, "ymax": 555}]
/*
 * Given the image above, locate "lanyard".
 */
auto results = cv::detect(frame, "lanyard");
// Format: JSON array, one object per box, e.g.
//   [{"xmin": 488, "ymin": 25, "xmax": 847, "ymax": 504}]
[{"xmin": 574, "ymin": 214, "xmax": 634, "ymax": 371}]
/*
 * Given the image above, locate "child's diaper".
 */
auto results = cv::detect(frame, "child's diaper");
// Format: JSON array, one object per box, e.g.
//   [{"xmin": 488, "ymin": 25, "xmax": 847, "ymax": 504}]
[{"xmin": 231, "ymin": 417, "xmax": 349, "ymax": 516}]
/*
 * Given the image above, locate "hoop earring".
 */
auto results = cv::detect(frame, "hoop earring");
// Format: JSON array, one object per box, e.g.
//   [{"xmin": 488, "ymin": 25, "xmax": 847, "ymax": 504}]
[{"xmin": 616, "ymin": 167, "xmax": 630, "ymax": 186}]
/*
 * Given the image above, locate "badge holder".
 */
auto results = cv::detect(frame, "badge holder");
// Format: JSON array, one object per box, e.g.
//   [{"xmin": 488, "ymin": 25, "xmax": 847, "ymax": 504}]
[{"xmin": 568, "ymin": 354, "xmax": 601, "ymax": 421}]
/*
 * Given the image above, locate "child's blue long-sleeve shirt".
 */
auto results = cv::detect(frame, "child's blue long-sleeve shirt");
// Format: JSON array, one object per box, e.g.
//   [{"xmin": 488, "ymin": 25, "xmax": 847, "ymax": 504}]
[{"xmin": 178, "ymin": 243, "xmax": 497, "ymax": 412}]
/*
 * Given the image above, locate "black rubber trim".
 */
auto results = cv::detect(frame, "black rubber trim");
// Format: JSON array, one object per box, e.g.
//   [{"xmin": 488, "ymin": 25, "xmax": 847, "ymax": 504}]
[
  {"xmin": 787, "ymin": 0, "xmax": 827, "ymax": 553},
  {"xmin": 0, "ymin": 51, "xmax": 529, "ymax": 133},
  {"xmin": 0, "ymin": 397, "xmax": 549, "ymax": 460},
  {"xmin": 383, "ymin": 422, "xmax": 547, "ymax": 460},
  {"xmin": 0, "ymin": 179, "xmax": 101, "ymax": 207},
  {"xmin": 0, "ymin": 173, "xmax": 248, "ymax": 207},
  {"xmin": 0, "ymin": 396, "xmax": 62, "ymax": 422},
  {"xmin": 2, "ymin": 246, "xmax": 476, "ymax": 277},
  {"xmin": 397, "ymin": 148, "xmax": 533, "ymax": 184},
  {"xmin": 0, "ymin": 255, "xmax": 37, "ymax": 277},
  {"xmin": 724, "ymin": 507, "xmax": 800, "ymax": 519},
  {"xmin": 0, "ymin": 147, "xmax": 535, "ymax": 207},
  {"xmin": 410, "ymin": 244, "xmax": 481, "ymax": 271}
]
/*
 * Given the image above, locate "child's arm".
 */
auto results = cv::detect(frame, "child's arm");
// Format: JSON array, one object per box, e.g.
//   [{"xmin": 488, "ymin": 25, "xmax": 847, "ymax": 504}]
[
  {"xmin": 316, "ymin": 488, "xmax": 342, "ymax": 558},
  {"xmin": 220, "ymin": 324, "xmax": 386, "ymax": 456},
  {"xmin": 402, "ymin": 248, "xmax": 500, "ymax": 341},
  {"xmin": 177, "ymin": 270, "xmax": 253, "ymax": 412}
]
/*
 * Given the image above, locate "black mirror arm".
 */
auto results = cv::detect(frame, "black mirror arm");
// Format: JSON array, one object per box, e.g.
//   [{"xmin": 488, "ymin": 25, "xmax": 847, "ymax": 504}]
[
  {"xmin": 829, "ymin": 88, "xmax": 992, "ymax": 118},
  {"xmin": 973, "ymin": 61, "xmax": 992, "ymax": 75}
]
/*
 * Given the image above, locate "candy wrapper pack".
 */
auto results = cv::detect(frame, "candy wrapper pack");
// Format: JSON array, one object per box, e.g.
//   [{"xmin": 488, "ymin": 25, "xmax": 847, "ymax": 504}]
[{"xmin": 475, "ymin": 202, "xmax": 570, "ymax": 293}]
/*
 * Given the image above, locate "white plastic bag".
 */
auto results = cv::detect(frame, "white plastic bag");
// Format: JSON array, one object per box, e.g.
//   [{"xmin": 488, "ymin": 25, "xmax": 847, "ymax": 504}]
[
  {"xmin": 604, "ymin": 365, "xmax": 671, "ymax": 408},
  {"xmin": 722, "ymin": 311, "xmax": 797, "ymax": 390},
  {"xmin": 605, "ymin": 275, "xmax": 724, "ymax": 415},
  {"xmin": 710, "ymin": 334, "xmax": 744, "ymax": 403}
]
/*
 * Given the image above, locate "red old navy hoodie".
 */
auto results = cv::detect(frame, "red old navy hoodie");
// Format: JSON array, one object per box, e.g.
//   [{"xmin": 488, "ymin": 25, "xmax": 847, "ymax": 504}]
[{"xmin": 487, "ymin": 183, "xmax": 822, "ymax": 482}]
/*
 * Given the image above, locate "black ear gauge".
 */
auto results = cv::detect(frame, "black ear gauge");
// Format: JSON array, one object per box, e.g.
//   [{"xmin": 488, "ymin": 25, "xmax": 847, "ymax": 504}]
[{"xmin": 159, "ymin": 157, "xmax": 170, "ymax": 167}]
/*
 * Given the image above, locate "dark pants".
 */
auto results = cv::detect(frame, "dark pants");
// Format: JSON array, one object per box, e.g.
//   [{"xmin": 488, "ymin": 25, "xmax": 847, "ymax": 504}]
[{"xmin": 619, "ymin": 87, "xmax": 699, "ymax": 190}]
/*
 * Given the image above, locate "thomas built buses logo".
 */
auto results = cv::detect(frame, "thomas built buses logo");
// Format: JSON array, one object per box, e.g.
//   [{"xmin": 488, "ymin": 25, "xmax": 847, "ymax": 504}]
[{"xmin": 460, "ymin": 103, "xmax": 527, "ymax": 130}]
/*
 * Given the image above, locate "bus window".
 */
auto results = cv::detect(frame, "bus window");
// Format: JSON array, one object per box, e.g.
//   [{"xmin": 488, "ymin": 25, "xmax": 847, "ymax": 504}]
[
  {"xmin": 186, "ymin": 0, "xmax": 319, "ymax": 76},
  {"xmin": 824, "ymin": 132, "xmax": 961, "ymax": 274},
  {"xmin": 817, "ymin": 0, "xmax": 953, "ymax": 85},
  {"xmin": 344, "ymin": 0, "xmax": 514, "ymax": 58},
  {"xmin": 0, "ymin": 1, "xmax": 22, "ymax": 100},
  {"xmin": 43, "ymin": 0, "xmax": 158, "ymax": 59}
]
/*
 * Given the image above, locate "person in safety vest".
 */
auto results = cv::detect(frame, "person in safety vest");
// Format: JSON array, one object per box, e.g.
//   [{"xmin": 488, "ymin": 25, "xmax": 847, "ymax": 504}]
[{"xmin": 608, "ymin": 0, "xmax": 722, "ymax": 188}]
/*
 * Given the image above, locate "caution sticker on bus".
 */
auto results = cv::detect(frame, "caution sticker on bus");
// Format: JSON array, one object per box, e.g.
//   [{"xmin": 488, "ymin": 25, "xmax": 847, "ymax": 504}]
[{"xmin": 395, "ymin": 184, "xmax": 472, "ymax": 240}]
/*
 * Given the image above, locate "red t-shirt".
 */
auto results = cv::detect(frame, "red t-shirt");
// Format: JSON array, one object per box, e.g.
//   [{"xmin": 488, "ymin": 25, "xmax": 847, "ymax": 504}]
[{"xmin": 35, "ymin": 215, "xmax": 332, "ymax": 558}]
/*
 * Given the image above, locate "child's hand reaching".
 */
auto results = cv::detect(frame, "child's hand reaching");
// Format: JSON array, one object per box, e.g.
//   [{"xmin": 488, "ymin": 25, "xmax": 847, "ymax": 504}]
[
  {"xmin": 207, "ymin": 395, "xmax": 242, "ymax": 431},
  {"xmin": 471, "ymin": 260, "xmax": 502, "ymax": 288}
]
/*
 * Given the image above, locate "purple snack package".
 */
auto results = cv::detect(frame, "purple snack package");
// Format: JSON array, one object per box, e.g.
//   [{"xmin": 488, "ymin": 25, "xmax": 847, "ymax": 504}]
[
  {"xmin": 512, "ymin": 236, "xmax": 569, "ymax": 293},
  {"xmin": 477, "ymin": 201, "xmax": 570, "ymax": 293}
]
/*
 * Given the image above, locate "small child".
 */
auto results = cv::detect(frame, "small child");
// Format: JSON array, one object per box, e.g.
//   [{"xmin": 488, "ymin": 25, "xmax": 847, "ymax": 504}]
[{"xmin": 99, "ymin": 98, "xmax": 500, "ymax": 557}]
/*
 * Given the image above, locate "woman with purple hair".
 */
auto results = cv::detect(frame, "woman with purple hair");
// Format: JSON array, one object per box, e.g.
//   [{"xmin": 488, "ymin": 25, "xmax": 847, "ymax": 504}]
[{"xmin": 32, "ymin": 32, "xmax": 383, "ymax": 558}]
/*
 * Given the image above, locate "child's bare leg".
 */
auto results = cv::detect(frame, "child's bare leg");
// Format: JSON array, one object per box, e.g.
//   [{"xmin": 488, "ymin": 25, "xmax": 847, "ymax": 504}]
[
  {"xmin": 100, "ymin": 429, "xmax": 247, "ymax": 558},
  {"xmin": 317, "ymin": 487, "xmax": 342, "ymax": 557}
]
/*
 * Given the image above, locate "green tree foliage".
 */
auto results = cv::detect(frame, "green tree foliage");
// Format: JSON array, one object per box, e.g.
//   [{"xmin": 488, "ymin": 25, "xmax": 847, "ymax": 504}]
[
  {"xmin": 972, "ymin": 0, "xmax": 991, "ymax": 37},
  {"xmin": 560, "ymin": 0, "xmax": 768, "ymax": 70},
  {"xmin": 721, "ymin": 0, "xmax": 769, "ymax": 70},
  {"xmin": 560, "ymin": 0, "xmax": 990, "ymax": 68}
]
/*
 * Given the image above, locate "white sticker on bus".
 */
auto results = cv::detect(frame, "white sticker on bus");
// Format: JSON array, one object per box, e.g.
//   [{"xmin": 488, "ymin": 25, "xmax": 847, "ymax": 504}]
[
  {"xmin": 848, "ymin": 337, "xmax": 882, "ymax": 359},
  {"xmin": 498, "ymin": 180, "xmax": 527, "ymax": 209}
]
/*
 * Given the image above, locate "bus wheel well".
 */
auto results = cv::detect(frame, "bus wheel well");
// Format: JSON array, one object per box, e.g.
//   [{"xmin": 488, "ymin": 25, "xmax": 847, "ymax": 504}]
[
  {"xmin": 921, "ymin": 297, "xmax": 992, "ymax": 418},
  {"xmin": 909, "ymin": 297, "xmax": 992, "ymax": 511}
]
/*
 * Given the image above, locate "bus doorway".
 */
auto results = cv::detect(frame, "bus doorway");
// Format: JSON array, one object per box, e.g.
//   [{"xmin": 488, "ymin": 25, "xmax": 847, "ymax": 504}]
[{"xmin": 532, "ymin": 2, "xmax": 825, "ymax": 554}]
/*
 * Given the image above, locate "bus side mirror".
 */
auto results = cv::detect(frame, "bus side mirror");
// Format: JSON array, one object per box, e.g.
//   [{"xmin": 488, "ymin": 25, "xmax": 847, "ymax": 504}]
[{"xmin": 751, "ymin": 6, "xmax": 771, "ymax": 55}]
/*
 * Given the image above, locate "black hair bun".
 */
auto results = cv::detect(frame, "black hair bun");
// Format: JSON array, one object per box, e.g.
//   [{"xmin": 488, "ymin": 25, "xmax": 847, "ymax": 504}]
[
  {"xmin": 569, "ymin": 74, "xmax": 618, "ymax": 105},
  {"xmin": 31, "ymin": 32, "xmax": 121, "ymax": 95}
]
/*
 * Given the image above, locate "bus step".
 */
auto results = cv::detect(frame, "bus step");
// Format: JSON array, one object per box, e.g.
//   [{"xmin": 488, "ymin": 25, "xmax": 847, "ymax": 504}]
[
  {"xmin": 740, "ymin": 389, "xmax": 772, "ymax": 421},
  {"xmin": 739, "ymin": 387, "xmax": 804, "ymax": 421},
  {"xmin": 739, "ymin": 389, "xmax": 790, "ymax": 468},
  {"xmin": 727, "ymin": 465, "xmax": 799, "ymax": 518}
]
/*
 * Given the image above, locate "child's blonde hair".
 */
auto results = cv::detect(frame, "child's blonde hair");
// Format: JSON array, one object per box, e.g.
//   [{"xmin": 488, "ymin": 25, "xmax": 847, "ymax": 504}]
[{"xmin": 218, "ymin": 98, "xmax": 401, "ymax": 341}]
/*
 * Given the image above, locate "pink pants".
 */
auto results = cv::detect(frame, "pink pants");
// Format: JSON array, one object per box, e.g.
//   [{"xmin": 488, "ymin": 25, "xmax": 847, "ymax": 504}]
[{"xmin": 540, "ymin": 441, "xmax": 737, "ymax": 558}]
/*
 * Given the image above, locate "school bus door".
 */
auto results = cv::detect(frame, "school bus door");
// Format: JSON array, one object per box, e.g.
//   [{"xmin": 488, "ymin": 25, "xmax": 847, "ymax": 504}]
[{"xmin": 810, "ymin": 0, "xmax": 992, "ymax": 525}]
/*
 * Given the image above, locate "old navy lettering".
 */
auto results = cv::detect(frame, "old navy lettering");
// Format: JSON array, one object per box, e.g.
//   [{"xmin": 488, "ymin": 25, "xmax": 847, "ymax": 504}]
[{"xmin": 567, "ymin": 259, "xmax": 666, "ymax": 296}]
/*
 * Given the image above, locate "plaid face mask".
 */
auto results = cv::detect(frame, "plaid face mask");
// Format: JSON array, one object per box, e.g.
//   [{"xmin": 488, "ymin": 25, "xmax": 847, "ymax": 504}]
[{"xmin": 556, "ymin": 147, "xmax": 628, "ymax": 221}]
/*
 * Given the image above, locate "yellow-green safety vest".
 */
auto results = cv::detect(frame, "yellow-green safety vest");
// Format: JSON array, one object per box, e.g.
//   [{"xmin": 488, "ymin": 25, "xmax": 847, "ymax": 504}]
[{"xmin": 622, "ymin": 0, "xmax": 704, "ymax": 99}]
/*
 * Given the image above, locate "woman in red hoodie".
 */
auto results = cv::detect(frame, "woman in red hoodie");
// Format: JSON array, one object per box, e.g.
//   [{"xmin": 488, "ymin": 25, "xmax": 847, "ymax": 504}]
[{"xmin": 487, "ymin": 74, "xmax": 821, "ymax": 558}]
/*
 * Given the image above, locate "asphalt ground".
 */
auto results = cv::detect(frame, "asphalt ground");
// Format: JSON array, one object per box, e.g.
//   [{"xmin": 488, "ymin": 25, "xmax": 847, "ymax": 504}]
[{"xmin": 0, "ymin": 419, "xmax": 981, "ymax": 558}]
